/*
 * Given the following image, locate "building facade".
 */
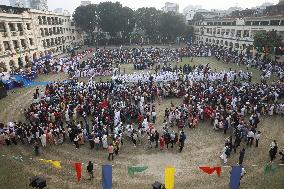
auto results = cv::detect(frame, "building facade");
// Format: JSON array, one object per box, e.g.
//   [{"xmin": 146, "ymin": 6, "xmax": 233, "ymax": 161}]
[
  {"xmin": 194, "ymin": 16, "xmax": 284, "ymax": 50},
  {"xmin": 29, "ymin": 0, "xmax": 48, "ymax": 11},
  {"xmin": 0, "ymin": 5, "xmax": 83, "ymax": 71},
  {"xmin": 9, "ymin": 0, "xmax": 28, "ymax": 8},
  {"xmin": 162, "ymin": 2, "xmax": 179, "ymax": 13},
  {"xmin": 80, "ymin": 1, "xmax": 91, "ymax": 6}
]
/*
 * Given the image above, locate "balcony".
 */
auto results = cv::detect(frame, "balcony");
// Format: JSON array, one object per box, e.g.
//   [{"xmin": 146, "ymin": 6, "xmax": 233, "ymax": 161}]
[
  {"xmin": 1, "ymin": 32, "xmax": 8, "ymax": 37},
  {"xmin": 11, "ymin": 31, "xmax": 18, "ymax": 36}
]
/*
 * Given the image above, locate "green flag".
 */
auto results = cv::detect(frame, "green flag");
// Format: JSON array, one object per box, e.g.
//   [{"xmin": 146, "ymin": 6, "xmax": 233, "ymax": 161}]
[
  {"xmin": 128, "ymin": 166, "xmax": 148, "ymax": 177},
  {"xmin": 264, "ymin": 164, "xmax": 278, "ymax": 175},
  {"xmin": 12, "ymin": 155, "xmax": 23, "ymax": 162}
]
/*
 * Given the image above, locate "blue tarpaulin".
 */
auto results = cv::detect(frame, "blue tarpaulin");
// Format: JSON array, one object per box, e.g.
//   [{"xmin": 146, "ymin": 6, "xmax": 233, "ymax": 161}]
[
  {"xmin": 229, "ymin": 165, "xmax": 242, "ymax": 189},
  {"xmin": 11, "ymin": 75, "xmax": 52, "ymax": 87}
]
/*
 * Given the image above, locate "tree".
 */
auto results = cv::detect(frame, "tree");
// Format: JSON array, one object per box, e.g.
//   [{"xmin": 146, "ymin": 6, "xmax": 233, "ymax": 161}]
[
  {"xmin": 158, "ymin": 12, "xmax": 186, "ymax": 42},
  {"xmin": 183, "ymin": 25, "xmax": 195, "ymax": 43},
  {"xmin": 254, "ymin": 30, "xmax": 282, "ymax": 54},
  {"xmin": 73, "ymin": 5, "xmax": 98, "ymax": 44},
  {"xmin": 135, "ymin": 7, "xmax": 162, "ymax": 43},
  {"xmin": 192, "ymin": 13, "xmax": 204, "ymax": 21},
  {"xmin": 96, "ymin": 2, "xmax": 134, "ymax": 38}
]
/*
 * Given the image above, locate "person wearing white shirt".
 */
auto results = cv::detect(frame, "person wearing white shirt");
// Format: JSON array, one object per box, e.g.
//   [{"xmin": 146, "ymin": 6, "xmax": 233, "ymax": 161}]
[
  {"xmin": 254, "ymin": 131, "xmax": 261, "ymax": 147},
  {"xmin": 247, "ymin": 130, "xmax": 254, "ymax": 146}
]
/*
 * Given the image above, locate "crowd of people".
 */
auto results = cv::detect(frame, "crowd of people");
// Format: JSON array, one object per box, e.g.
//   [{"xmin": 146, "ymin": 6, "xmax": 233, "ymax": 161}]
[{"xmin": 0, "ymin": 44, "xmax": 284, "ymax": 169}]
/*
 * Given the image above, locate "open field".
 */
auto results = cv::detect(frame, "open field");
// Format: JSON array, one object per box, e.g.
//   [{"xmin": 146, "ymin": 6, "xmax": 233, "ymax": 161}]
[{"xmin": 0, "ymin": 55, "xmax": 284, "ymax": 189}]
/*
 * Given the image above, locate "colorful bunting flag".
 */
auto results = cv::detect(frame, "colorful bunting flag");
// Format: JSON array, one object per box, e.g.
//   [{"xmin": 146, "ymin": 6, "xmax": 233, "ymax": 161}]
[
  {"xmin": 264, "ymin": 163, "xmax": 279, "ymax": 175},
  {"xmin": 199, "ymin": 166, "xmax": 221, "ymax": 177},
  {"xmin": 229, "ymin": 165, "xmax": 242, "ymax": 189},
  {"xmin": 165, "ymin": 166, "xmax": 175, "ymax": 189},
  {"xmin": 74, "ymin": 162, "xmax": 82, "ymax": 182},
  {"xmin": 128, "ymin": 166, "xmax": 148, "ymax": 177},
  {"xmin": 39, "ymin": 159, "xmax": 62, "ymax": 169},
  {"xmin": 12, "ymin": 155, "xmax": 23, "ymax": 162},
  {"xmin": 102, "ymin": 165, "xmax": 112, "ymax": 189}
]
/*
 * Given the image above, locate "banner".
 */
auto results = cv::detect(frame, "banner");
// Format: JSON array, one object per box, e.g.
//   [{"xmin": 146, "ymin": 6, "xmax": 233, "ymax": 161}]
[
  {"xmin": 39, "ymin": 159, "xmax": 62, "ymax": 169},
  {"xmin": 74, "ymin": 162, "xmax": 82, "ymax": 182},
  {"xmin": 229, "ymin": 165, "xmax": 242, "ymax": 189},
  {"xmin": 264, "ymin": 164, "xmax": 278, "ymax": 175},
  {"xmin": 165, "ymin": 167, "xmax": 175, "ymax": 189},
  {"xmin": 128, "ymin": 166, "xmax": 148, "ymax": 177},
  {"xmin": 102, "ymin": 165, "xmax": 112, "ymax": 189},
  {"xmin": 199, "ymin": 166, "xmax": 221, "ymax": 177}
]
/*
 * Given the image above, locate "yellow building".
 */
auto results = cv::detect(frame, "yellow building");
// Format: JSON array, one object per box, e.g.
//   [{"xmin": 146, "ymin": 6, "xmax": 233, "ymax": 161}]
[{"xmin": 0, "ymin": 5, "xmax": 83, "ymax": 71}]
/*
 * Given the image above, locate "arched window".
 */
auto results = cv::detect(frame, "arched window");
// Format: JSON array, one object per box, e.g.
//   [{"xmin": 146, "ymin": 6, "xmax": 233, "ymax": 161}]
[{"xmin": 0, "ymin": 61, "xmax": 7, "ymax": 72}]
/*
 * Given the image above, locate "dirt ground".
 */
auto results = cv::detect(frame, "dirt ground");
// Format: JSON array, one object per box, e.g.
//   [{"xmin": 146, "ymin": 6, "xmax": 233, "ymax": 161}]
[{"xmin": 0, "ymin": 54, "xmax": 284, "ymax": 189}]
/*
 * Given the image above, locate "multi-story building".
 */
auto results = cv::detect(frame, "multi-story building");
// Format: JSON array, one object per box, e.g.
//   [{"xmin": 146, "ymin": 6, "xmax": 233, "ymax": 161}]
[
  {"xmin": 80, "ymin": 1, "xmax": 91, "ymax": 6},
  {"xmin": 0, "ymin": 5, "xmax": 83, "ymax": 71},
  {"xmin": 9, "ymin": 0, "xmax": 47, "ymax": 11},
  {"xmin": 194, "ymin": 1, "xmax": 284, "ymax": 51},
  {"xmin": 183, "ymin": 5, "xmax": 202, "ymax": 23},
  {"xmin": 9, "ymin": 0, "xmax": 28, "ymax": 8},
  {"xmin": 29, "ymin": 0, "xmax": 48, "ymax": 11},
  {"xmin": 162, "ymin": 2, "xmax": 179, "ymax": 14}
]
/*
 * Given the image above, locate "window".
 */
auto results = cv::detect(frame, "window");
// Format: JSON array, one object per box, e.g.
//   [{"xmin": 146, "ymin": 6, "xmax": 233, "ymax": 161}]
[
  {"xmin": 0, "ymin": 22, "xmax": 5, "ymax": 32},
  {"xmin": 13, "ymin": 40, "xmax": 19, "ymax": 49},
  {"xmin": 29, "ymin": 38, "xmax": 34, "ymax": 46},
  {"xmin": 17, "ymin": 23, "xmax": 23, "ymax": 31},
  {"xmin": 260, "ymin": 21, "xmax": 269, "ymax": 26},
  {"xmin": 245, "ymin": 21, "xmax": 251, "ymax": 26},
  {"xmin": 21, "ymin": 39, "xmax": 26, "ymax": 49},
  {"xmin": 3, "ymin": 41, "xmax": 10, "ymax": 50},
  {"xmin": 26, "ymin": 23, "xmax": 31, "ymax": 30},
  {"xmin": 270, "ymin": 20, "xmax": 280, "ymax": 26},
  {"xmin": 38, "ymin": 16, "xmax": 42, "ymax": 25},
  {"xmin": 9, "ymin": 23, "xmax": 15, "ymax": 31},
  {"xmin": 252, "ymin": 21, "xmax": 259, "ymax": 26}
]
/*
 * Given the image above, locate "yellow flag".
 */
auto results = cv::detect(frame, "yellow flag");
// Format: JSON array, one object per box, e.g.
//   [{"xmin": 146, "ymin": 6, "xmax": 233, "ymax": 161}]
[
  {"xmin": 39, "ymin": 159, "xmax": 62, "ymax": 169},
  {"xmin": 50, "ymin": 160, "xmax": 62, "ymax": 168},
  {"xmin": 165, "ymin": 167, "xmax": 175, "ymax": 189}
]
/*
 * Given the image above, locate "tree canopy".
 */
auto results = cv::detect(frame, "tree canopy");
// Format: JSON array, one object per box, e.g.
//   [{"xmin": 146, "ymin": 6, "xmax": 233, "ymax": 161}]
[
  {"xmin": 253, "ymin": 30, "xmax": 282, "ymax": 48},
  {"xmin": 73, "ymin": 2, "xmax": 189, "ymax": 44}
]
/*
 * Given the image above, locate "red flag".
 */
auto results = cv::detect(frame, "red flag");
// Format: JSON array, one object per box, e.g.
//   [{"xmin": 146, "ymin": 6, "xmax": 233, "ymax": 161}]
[
  {"xmin": 199, "ymin": 166, "xmax": 221, "ymax": 177},
  {"xmin": 74, "ymin": 162, "xmax": 82, "ymax": 182}
]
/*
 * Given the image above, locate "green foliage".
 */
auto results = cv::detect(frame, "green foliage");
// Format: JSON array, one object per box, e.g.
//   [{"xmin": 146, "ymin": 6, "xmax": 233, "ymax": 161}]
[
  {"xmin": 193, "ymin": 13, "xmax": 204, "ymax": 21},
  {"xmin": 73, "ymin": 2, "xmax": 188, "ymax": 44},
  {"xmin": 135, "ymin": 7, "xmax": 162, "ymax": 42},
  {"xmin": 73, "ymin": 4, "xmax": 98, "ymax": 34},
  {"xmin": 183, "ymin": 25, "xmax": 195, "ymax": 42},
  {"xmin": 158, "ymin": 12, "xmax": 186, "ymax": 42},
  {"xmin": 253, "ymin": 30, "xmax": 282, "ymax": 49},
  {"xmin": 96, "ymin": 2, "xmax": 134, "ymax": 37}
]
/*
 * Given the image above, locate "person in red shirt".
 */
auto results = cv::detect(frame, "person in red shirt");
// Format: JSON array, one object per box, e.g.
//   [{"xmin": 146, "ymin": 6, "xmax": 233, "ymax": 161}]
[{"xmin": 159, "ymin": 136, "xmax": 165, "ymax": 150}]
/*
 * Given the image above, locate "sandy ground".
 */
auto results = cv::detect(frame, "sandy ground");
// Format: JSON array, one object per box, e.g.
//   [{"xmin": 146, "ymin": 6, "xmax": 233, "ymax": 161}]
[{"xmin": 0, "ymin": 55, "xmax": 284, "ymax": 189}]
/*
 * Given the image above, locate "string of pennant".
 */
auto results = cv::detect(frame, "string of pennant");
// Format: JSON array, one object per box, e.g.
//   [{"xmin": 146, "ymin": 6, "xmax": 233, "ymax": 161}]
[
  {"xmin": 254, "ymin": 46, "xmax": 284, "ymax": 53},
  {"xmin": 1, "ymin": 153, "xmax": 283, "ymax": 189}
]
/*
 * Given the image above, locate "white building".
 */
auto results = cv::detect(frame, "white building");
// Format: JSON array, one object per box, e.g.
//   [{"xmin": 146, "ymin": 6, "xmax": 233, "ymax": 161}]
[
  {"xmin": 183, "ymin": 5, "xmax": 202, "ymax": 23},
  {"xmin": 80, "ymin": 1, "xmax": 91, "ymax": 6},
  {"xmin": 9, "ymin": 0, "xmax": 28, "ymax": 8},
  {"xmin": 194, "ymin": 16, "xmax": 284, "ymax": 50},
  {"xmin": 29, "ymin": 0, "xmax": 48, "ymax": 11},
  {"xmin": 162, "ymin": 2, "xmax": 179, "ymax": 13},
  {"xmin": 0, "ymin": 5, "xmax": 83, "ymax": 71},
  {"xmin": 53, "ymin": 8, "xmax": 63, "ymax": 14}
]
